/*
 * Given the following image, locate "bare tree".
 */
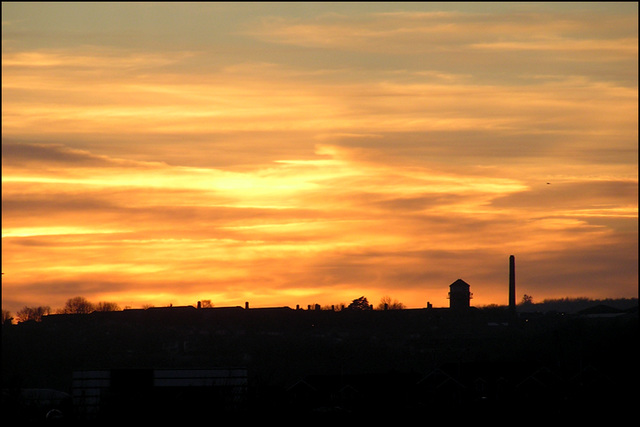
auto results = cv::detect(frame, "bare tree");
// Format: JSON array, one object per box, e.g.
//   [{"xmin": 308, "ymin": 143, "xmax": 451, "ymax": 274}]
[
  {"xmin": 59, "ymin": 296, "xmax": 94, "ymax": 314},
  {"xmin": 520, "ymin": 294, "xmax": 534, "ymax": 306},
  {"xmin": 95, "ymin": 301, "xmax": 120, "ymax": 312},
  {"xmin": 377, "ymin": 296, "xmax": 406, "ymax": 310},
  {"xmin": 16, "ymin": 305, "xmax": 51, "ymax": 322},
  {"xmin": 2, "ymin": 309, "xmax": 14, "ymax": 325}
]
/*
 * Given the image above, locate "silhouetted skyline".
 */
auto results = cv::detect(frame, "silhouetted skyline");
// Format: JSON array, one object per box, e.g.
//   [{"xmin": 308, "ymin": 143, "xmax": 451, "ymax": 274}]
[{"xmin": 3, "ymin": 294, "xmax": 637, "ymax": 423}]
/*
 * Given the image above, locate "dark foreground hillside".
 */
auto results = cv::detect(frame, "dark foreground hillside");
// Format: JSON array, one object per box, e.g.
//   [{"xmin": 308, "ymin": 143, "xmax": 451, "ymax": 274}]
[{"xmin": 2, "ymin": 304, "xmax": 638, "ymax": 424}]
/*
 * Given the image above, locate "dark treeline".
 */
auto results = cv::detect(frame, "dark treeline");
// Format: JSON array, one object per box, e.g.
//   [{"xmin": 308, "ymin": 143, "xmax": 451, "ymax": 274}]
[{"xmin": 516, "ymin": 296, "xmax": 638, "ymax": 313}]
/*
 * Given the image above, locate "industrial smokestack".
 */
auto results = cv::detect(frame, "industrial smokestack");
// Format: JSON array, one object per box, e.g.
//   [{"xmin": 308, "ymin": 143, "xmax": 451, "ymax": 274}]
[{"xmin": 509, "ymin": 255, "xmax": 516, "ymax": 311}]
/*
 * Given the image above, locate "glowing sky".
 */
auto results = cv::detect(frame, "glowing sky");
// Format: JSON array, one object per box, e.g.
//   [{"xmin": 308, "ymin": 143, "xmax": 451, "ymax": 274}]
[{"xmin": 2, "ymin": 2, "xmax": 637, "ymax": 314}]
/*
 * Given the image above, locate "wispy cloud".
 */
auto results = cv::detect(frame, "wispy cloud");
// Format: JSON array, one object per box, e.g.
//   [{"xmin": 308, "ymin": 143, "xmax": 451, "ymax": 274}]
[{"xmin": 250, "ymin": 9, "xmax": 637, "ymax": 54}]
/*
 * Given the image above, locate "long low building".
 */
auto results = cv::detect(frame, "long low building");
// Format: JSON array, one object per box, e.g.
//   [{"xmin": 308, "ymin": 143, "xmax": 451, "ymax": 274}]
[{"xmin": 71, "ymin": 368, "xmax": 248, "ymax": 421}]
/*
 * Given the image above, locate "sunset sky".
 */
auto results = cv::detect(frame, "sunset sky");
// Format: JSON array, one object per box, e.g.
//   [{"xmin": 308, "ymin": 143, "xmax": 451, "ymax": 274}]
[{"xmin": 2, "ymin": 2, "xmax": 637, "ymax": 314}]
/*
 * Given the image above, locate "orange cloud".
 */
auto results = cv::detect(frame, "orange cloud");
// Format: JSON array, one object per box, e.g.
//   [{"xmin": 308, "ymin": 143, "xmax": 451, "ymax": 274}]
[
  {"xmin": 2, "ymin": 3, "xmax": 637, "ymax": 315},
  {"xmin": 3, "ymin": 137, "xmax": 636, "ymax": 313}
]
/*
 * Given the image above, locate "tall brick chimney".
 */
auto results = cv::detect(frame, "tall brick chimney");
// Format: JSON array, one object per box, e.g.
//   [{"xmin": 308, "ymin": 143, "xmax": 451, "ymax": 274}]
[{"xmin": 509, "ymin": 255, "xmax": 516, "ymax": 312}]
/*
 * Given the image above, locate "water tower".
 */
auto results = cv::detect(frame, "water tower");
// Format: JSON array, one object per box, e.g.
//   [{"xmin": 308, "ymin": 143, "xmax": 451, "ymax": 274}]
[{"xmin": 448, "ymin": 279, "xmax": 472, "ymax": 310}]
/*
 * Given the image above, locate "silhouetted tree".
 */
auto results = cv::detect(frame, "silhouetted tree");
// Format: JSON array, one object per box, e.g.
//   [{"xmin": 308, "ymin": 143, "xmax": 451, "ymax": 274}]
[
  {"xmin": 520, "ymin": 294, "xmax": 534, "ymax": 306},
  {"xmin": 16, "ymin": 305, "xmax": 50, "ymax": 322},
  {"xmin": 59, "ymin": 296, "xmax": 94, "ymax": 314},
  {"xmin": 348, "ymin": 296, "xmax": 372, "ymax": 310},
  {"xmin": 95, "ymin": 301, "xmax": 120, "ymax": 312},
  {"xmin": 377, "ymin": 296, "xmax": 406, "ymax": 310},
  {"xmin": 2, "ymin": 309, "xmax": 14, "ymax": 325}
]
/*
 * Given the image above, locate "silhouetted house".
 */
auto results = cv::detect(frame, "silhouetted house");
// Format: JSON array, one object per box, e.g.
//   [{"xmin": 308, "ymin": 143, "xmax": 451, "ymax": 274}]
[
  {"xmin": 287, "ymin": 375, "xmax": 361, "ymax": 412},
  {"xmin": 417, "ymin": 368, "xmax": 466, "ymax": 407},
  {"xmin": 416, "ymin": 361, "xmax": 557, "ymax": 409},
  {"xmin": 514, "ymin": 366, "xmax": 566, "ymax": 406},
  {"xmin": 568, "ymin": 365, "xmax": 617, "ymax": 408},
  {"xmin": 286, "ymin": 373, "xmax": 420, "ymax": 414},
  {"xmin": 570, "ymin": 365, "xmax": 613, "ymax": 391},
  {"xmin": 448, "ymin": 279, "xmax": 472, "ymax": 310}
]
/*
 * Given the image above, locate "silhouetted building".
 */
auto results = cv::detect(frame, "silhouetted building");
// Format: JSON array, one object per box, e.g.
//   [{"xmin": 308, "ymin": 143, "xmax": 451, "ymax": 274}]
[
  {"xmin": 286, "ymin": 372, "xmax": 420, "ymax": 414},
  {"xmin": 448, "ymin": 279, "xmax": 472, "ymax": 310},
  {"xmin": 71, "ymin": 368, "xmax": 248, "ymax": 421}
]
